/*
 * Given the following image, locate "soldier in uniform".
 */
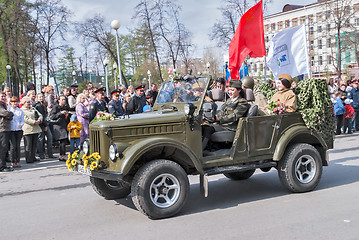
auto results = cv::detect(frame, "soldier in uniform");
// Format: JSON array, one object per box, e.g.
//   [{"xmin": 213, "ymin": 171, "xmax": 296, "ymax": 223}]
[
  {"xmin": 89, "ymin": 87, "xmax": 108, "ymax": 122},
  {"xmin": 126, "ymin": 84, "xmax": 146, "ymax": 114},
  {"xmin": 217, "ymin": 79, "xmax": 249, "ymax": 131},
  {"xmin": 108, "ymin": 90, "xmax": 125, "ymax": 117}
]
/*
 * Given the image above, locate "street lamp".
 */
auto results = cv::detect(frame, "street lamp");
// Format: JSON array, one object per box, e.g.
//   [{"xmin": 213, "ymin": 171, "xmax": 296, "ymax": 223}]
[
  {"xmin": 6, "ymin": 65, "xmax": 11, "ymax": 88},
  {"xmin": 103, "ymin": 58, "xmax": 110, "ymax": 96},
  {"xmin": 147, "ymin": 70, "xmax": 151, "ymax": 87},
  {"xmin": 206, "ymin": 62, "xmax": 210, "ymax": 74},
  {"xmin": 111, "ymin": 19, "xmax": 123, "ymax": 86},
  {"xmin": 89, "ymin": 69, "xmax": 92, "ymax": 82},
  {"xmin": 113, "ymin": 62, "xmax": 118, "ymax": 89},
  {"xmin": 72, "ymin": 70, "xmax": 76, "ymax": 83}
]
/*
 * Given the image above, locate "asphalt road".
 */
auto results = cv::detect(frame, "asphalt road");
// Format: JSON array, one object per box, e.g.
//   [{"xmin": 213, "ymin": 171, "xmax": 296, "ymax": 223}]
[{"xmin": 1, "ymin": 134, "xmax": 359, "ymax": 240}]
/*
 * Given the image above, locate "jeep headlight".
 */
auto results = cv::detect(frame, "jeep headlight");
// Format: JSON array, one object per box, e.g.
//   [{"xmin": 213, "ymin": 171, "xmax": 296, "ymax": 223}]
[
  {"xmin": 82, "ymin": 140, "xmax": 89, "ymax": 155},
  {"xmin": 109, "ymin": 144, "xmax": 117, "ymax": 162},
  {"xmin": 184, "ymin": 103, "xmax": 196, "ymax": 116}
]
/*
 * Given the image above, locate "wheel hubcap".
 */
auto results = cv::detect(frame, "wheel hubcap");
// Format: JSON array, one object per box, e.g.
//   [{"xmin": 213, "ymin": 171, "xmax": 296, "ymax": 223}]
[
  {"xmin": 150, "ymin": 174, "xmax": 180, "ymax": 208},
  {"xmin": 295, "ymin": 155, "xmax": 316, "ymax": 184}
]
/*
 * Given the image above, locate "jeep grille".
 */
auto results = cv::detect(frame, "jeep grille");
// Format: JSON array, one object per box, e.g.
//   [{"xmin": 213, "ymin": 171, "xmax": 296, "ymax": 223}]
[{"xmin": 90, "ymin": 130, "xmax": 101, "ymax": 153}]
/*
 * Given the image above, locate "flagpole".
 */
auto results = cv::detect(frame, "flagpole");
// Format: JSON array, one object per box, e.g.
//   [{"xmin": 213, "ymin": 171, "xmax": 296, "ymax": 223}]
[{"xmin": 264, "ymin": 55, "xmax": 267, "ymax": 83}]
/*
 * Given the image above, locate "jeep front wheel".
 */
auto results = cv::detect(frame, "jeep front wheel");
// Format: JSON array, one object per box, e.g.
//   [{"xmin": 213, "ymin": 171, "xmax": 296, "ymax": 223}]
[
  {"xmin": 131, "ymin": 160, "xmax": 189, "ymax": 219},
  {"xmin": 224, "ymin": 169, "xmax": 255, "ymax": 180},
  {"xmin": 90, "ymin": 177, "xmax": 131, "ymax": 200},
  {"xmin": 278, "ymin": 143, "xmax": 322, "ymax": 193}
]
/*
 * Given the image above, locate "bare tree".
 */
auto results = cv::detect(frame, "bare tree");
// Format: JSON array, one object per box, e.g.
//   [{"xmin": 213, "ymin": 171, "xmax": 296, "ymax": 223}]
[
  {"xmin": 324, "ymin": 0, "xmax": 356, "ymax": 78},
  {"xmin": 210, "ymin": 0, "xmax": 271, "ymax": 48},
  {"xmin": 33, "ymin": 0, "xmax": 72, "ymax": 85},
  {"xmin": 133, "ymin": 0, "xmax": 164, "ymax": 81}
]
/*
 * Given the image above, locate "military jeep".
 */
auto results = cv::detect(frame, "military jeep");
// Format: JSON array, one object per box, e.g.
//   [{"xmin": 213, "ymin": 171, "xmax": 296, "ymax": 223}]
[{"xmin": 78, "ymin": 76, "xmax": 333, "ymax": 219}]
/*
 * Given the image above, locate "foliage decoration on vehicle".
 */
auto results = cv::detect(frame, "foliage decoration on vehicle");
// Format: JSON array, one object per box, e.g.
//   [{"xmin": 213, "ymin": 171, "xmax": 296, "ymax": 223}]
[
  {"xmin": 90, "ymin": 111, "xmax": 115, "ymax": 123},
  {"xmin": 254, "ymin": 82, "xmax": 277, "ymax": 100},
  {"xmin": 66, "ymin": 150, "xmax": 104, "ymax": 171},
  {"xmin": 296, "ymin": 78, "xmax": 335, "ymax": 145}
]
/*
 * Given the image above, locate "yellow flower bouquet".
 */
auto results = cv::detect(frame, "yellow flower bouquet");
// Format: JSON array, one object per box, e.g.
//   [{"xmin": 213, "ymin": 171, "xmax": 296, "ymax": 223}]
[{"xmin": 66, "ymin": 150, "xmax": 103, "ymax": 172}]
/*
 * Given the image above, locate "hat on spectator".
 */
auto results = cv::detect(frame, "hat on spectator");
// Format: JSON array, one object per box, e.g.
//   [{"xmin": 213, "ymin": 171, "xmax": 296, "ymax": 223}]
[
  {"xmin": 111, "ymin": 90, "xmax": 120, "ymax": 96},
  {"xmin": 70, "ymin": 84, "xmax": 78, "ymax": 88},
  {"xmin": 95, "ymin": 87, "xmax": 106, "ymax": 94},
  {"xmin": 278, "ymin": 73, "xmax": 293, "ymax": 88},
  {"xmin": 135, "ymin": 84, "xmax": 145, "ymax": 91},
  {"xmin": 352, "ymin": 80, "xmax": 358, "ymax": 84}
]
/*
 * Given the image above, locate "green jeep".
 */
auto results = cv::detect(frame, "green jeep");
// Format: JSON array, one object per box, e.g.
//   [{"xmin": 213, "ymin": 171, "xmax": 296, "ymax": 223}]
[{"xmin": 78, "ymin": 76, "xmax": 333, "ymax": 219}]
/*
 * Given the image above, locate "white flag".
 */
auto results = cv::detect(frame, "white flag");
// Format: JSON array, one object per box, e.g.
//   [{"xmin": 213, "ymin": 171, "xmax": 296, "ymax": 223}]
[{"xmin": 266, "ymin": 25, "xmax": 310, "ymax": 79}]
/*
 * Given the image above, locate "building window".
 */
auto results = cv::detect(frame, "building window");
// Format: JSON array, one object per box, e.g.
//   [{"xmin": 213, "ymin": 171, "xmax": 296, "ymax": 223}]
[
  {"xmin": 271, "ymin": 23, "xmax": 276, "ymax": 31},
  {"xmin": 317, "ymin": 26, "xmax": 322, "ymax": 32},
  {"xmin": 316, "ymin": 12, "xmax": 322, "ymax": 21},
  {"xmin": 254, "ymin": 64, "xmax": 257, "ymax": 72},
  {"xmin": 265, "ymin": 24, "xmax": 270, "ymax": 33},
  {"xmin": 310, "ymin": 41, "xmax": 314, "ymax": 50},
  {"xmin": 327, "ymin": 23, "xmax": 331, "ymax": 31},
  {"xmin": 308, "ymin": 14, "xmax": 314, "ymax": 23},
  {"xmin": 319, "ymin": 56, "xmax": 323, "ymax": 65},
  {"xmin": 318, "ymin": 39, "xmax": 322, "ymax": 49},
  {"xmin": 285, "ymin": 20, "xmax": 290, "ymax": 28},
  {"xmin": 344, "ymin": 6, "xmax": 351, "ymax": 16},
  {"xmin": 326, "ymin": 10, "xmax": 331, "ymax": 19},
  {"xmin": 292, "ymin": 18, "xmax": 298, "ymax": 27},
  {"xmin": 311, "ymin": 56, "xmax": 315, "ymax": 66},
  {"xmin": 346, "ymin": 52, "xmax": 351, "ymax": 62},
  {"xmin": 278, "ymin": 21, "xmax": 283, "ymax": 30},
  {"xmin": 354, "ymin": 4, "xmax": 359, "ymax": 12},
  {"xmin": 327, "ymin": 38, "xmax": 331, "ymax": 48},
  {"xmin": 309, "ymin": 26, "xmax": 314, "ymax": 35},
  {"xmin": 328, "ymin": 55, "xmax": 332, "ymax": 64},
  {"xmin": 300, "ymin": 16, "xmax": 306, "ymax": 24}
]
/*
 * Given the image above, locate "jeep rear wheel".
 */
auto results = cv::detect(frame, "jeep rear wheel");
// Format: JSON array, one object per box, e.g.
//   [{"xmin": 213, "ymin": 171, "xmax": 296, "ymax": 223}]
[
  {"xmin": 90, "ymin": 177, "xmax": 131, "ymax": 200},
  {"xmin": 224, "ymin": 169, "xmax": 255, "ymax": 180},
  {"xmin": 131, "ymin": 160, "xmax": 189, "ymax": 219},
  {"xmin": 278, "ymin": 143, "xmax": 322, "ymax": 193}
]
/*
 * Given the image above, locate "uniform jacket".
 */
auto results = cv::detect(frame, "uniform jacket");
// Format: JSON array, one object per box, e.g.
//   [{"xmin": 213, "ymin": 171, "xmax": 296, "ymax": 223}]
[
  {"xmin": 217, "ymin": 97, "xmax": 249, "ymax": 131},
  {"xmin": 126, "ymin": 94, "xmax": 146, "ymax": 114},
  {"xmin": 0, "ymin": 101, "xmax": 13, "ymax": 132},
  {"xmin": 67, "ymin": 120, "xmax": 83, "ymax": 138},
  {"xmin": 349, "ymin": 87, "xmax": 359, "ymax": 111},
  {"xmin": 270, "ymin": 89, "xmax": 298, "ymax": 112},
  {"xmin": 108, "ymin": 99, "xmax": 125, "ymax": 117},
  {"xmin": 89, "ymin": 99, "xmax": 108, "ymax": 122},
  {"xmin": 22, "ymin": 106, "xmax": 43, "ymax": 135}
]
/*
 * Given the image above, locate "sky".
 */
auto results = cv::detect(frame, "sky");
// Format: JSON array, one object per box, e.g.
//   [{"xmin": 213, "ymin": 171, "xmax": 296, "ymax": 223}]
[{"xmin": 62, "ymin": 0, "xmax": 316, "ymax": 58}]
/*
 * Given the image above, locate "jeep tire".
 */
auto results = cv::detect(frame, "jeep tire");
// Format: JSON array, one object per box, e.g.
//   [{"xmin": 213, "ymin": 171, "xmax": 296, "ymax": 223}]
[
  {"xmin": 223, "ymin": 169, "xmax": 256, "ymax": 180},
  {"xmin": 90, "ymin": 177, "xmax": 131, "ymax": 200},
  {"xmin": 278, "ymin": 143, "xmax": 322, "ymax": 193},
  {"xmin": 131, "ymin": 160, "xmax": 189, "ymax": 219}
]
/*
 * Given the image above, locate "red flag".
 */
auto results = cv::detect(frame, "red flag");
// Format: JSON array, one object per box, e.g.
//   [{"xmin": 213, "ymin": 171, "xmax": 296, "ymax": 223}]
[{"xmin": 229, "ymin": 0, "xmax": 265, "ymax": 79}]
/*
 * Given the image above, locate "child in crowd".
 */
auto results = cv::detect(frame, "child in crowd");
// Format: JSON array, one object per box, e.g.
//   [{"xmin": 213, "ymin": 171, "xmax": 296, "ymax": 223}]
[
  {"xmin": 67, "ymin": 115, "xmax": 82, "ymax": 154},
  {"xmin": 333, "ymin": 91, "xmax": 345, "ymax": 135},
  {"xmin": 343, "ymin": 98, "xmax": 354, "ymax": 134}
]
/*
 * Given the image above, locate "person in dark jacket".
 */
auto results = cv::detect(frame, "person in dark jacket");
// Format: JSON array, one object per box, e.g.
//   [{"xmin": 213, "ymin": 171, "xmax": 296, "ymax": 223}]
[
  {"xmin": 126, "ymin": 84, "xmax": 146, "ymax": 114},
  {"xmin": 50, "ymin": 95, "xmax": 70, "ymax": 161},
  {"xmin": 89, "ymin": 87, "xmax": 108, "ymax": 122},
  {"xmin": 349, "ymin": 80, "xmax": 359, "ymax": 131},
  {"xmin": 34, "ymin": 93, "xmax": 54, "ymax": 159},
  {"xmin": 149, "ymin": 83, "xmax": 158, "ymax": 103},
  {"xmin": 0, "ymin": 91, "xmax": 14, "ymax": 172},
  {"xmin": 108, "ymin": 90, "xmax": 125, "ymax": 117}
]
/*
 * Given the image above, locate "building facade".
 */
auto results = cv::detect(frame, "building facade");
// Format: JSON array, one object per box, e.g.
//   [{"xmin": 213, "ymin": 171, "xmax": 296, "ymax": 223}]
[{"xmin": 249, "ymin": 0, "xmax": 359, "ymax": 80}]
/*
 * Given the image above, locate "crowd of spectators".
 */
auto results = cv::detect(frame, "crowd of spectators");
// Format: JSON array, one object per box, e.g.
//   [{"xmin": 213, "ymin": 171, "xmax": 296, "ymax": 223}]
[{"xmin": 0, "ymin": 81, "xmax": 158, "ymax": 172}]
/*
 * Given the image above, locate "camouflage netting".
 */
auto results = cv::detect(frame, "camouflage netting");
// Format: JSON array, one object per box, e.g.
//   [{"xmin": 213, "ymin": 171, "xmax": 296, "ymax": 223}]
[{"xmin": 255, "ymin": 79, "xmax": 335, "ymax": 146}]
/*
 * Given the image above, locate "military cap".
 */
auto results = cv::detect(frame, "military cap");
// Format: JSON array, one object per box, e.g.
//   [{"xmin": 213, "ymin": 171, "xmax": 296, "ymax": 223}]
[
  {"xmin": 95, "ymin": 87, "xmax": 106, "ymax": 94},
  {"xmin": 111, "ymin": 89, "xmax": 120, "ymax": 95},
  {"xmin": 278, "ymin": 74, "xmax": 293, "ymax": 84},
  {"xmin": 229, "ymin": 79, "xmax": 242, "ymax": 89},
  {"xmin": 135, "ymin": 84, "xmax": 145, "ymax": 90},
  {"xmin": 352, "ymin": 80, "xmax": 358, "ymax": 84}
]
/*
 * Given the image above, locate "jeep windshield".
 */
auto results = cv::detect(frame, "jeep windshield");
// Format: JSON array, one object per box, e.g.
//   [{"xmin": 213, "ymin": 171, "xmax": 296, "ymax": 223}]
[{"xmin": 156, "ymin": 77, "xmax": 209, "ymax": 104}]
